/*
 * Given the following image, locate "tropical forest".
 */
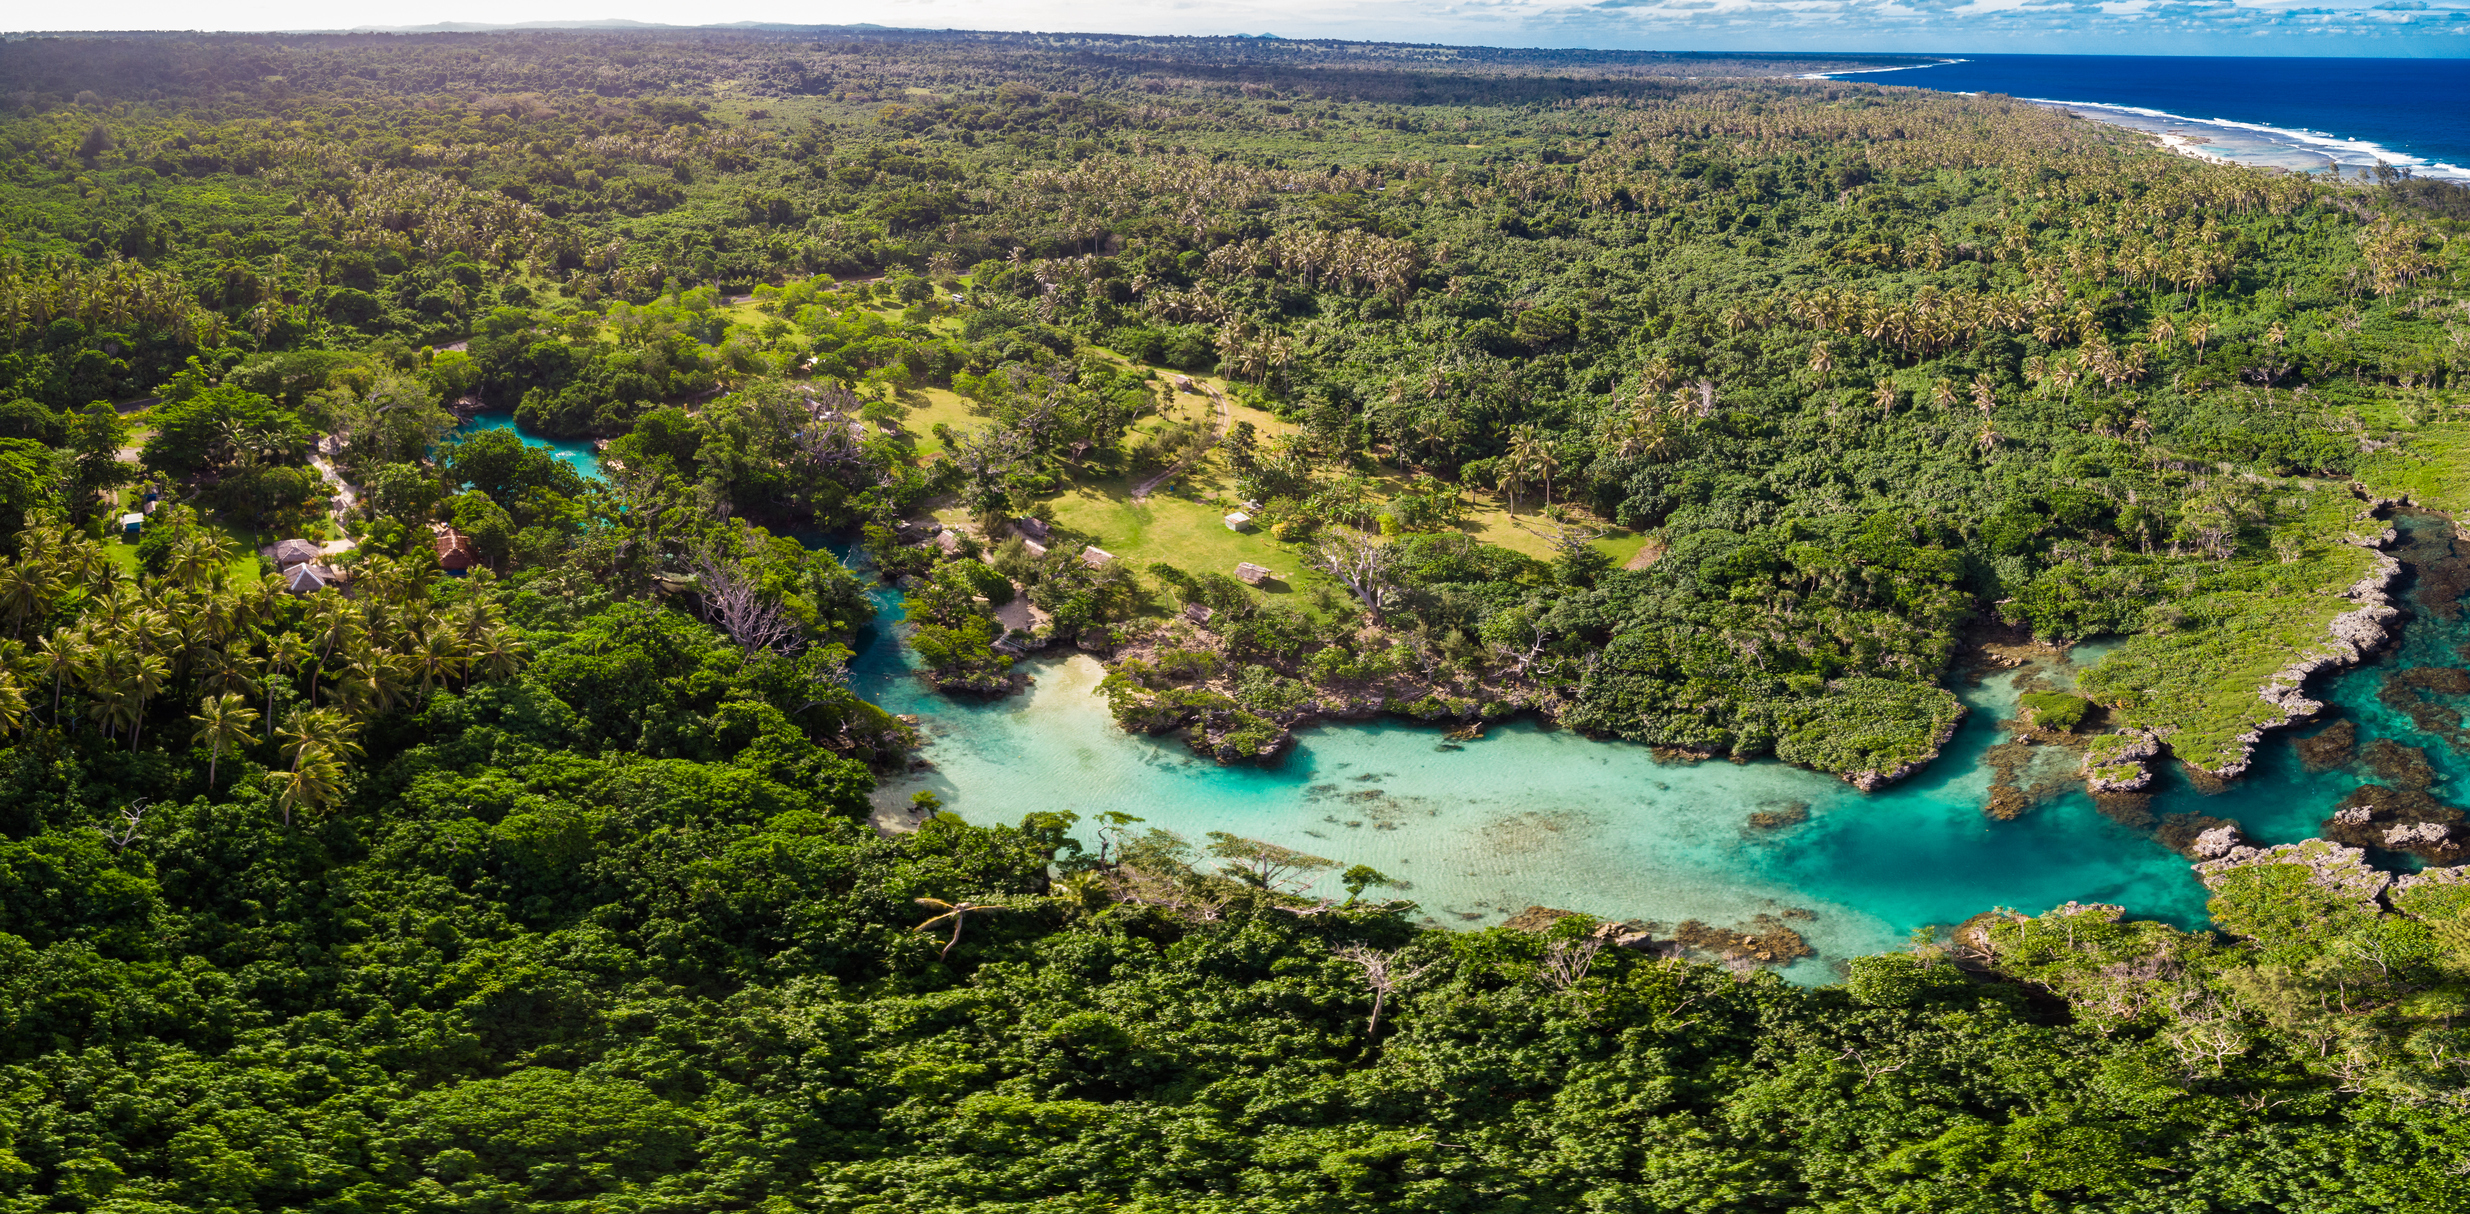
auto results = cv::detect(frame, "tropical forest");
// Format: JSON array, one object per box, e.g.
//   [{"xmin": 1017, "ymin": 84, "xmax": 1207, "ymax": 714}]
[{"xmin": 0, "ymin": 25, "xmax": 2467, "ymax": 1212}]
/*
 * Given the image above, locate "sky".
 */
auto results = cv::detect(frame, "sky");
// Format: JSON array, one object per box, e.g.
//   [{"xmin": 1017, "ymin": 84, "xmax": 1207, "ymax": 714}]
[{"xmin": 12, "ymin": 0, "xmax": 2470, "ymax": 57}]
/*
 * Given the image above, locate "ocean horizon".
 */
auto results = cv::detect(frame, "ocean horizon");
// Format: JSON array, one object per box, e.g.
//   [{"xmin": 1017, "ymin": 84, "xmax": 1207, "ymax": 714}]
[{"xmin": 1817, "ymin": 54, "xmax": 2470, "ymax": 182}]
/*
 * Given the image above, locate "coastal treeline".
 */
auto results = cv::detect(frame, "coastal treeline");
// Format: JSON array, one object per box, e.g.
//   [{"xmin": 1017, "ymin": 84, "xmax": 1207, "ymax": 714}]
[{"xmin": 0, "ymin": 26, "xmax": 2467, "ymax": 1210}]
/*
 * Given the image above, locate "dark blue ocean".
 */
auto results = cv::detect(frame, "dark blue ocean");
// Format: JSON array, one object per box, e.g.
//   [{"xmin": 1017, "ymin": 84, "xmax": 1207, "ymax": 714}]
[{"xmin": 1822, "ymin": 55, "xmax": 2470, "ymax": 181}]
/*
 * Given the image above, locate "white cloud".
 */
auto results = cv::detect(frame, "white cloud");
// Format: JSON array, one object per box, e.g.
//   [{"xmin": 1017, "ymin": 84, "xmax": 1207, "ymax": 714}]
[{"xmin": 9, "ymin": 0, "xmax": 2470, "ymax": 53}]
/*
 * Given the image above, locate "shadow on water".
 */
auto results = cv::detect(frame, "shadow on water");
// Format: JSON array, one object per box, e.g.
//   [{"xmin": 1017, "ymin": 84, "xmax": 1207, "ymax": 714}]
[{"xmin": 805, "ymin": 516, "xmax": 2470, "ymax": 981}]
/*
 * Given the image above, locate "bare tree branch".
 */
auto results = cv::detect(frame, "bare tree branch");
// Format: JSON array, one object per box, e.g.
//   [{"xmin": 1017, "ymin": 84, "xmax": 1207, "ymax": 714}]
[
  {"xmin": 1307, "ymin": 529, "xmax": 1399, "ymax": 624},
  {"xmin": 1334, "ymin": 944, "xmax": 1442, "ymax": 1037},
  {"xmin": 688, "ymin": 539, "xmax": 801, "ymax": 656}
]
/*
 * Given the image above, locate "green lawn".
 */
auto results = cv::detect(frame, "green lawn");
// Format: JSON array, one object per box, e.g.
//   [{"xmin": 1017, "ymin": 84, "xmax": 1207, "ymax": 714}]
[
  {"xmin": 1041, "ymin": 479, "xmax": 1311, "ymax": 601},
  {"xmin": 2357, "ymin": 417, "xmax": 2470, "ymax": 515},
  {"xmin": 916, "ymin": 358, "xmax": 1650, "ymax": 598},
  {"xmin": 895, "ymin": 387, "xmax": 996, "ymax": 458}
]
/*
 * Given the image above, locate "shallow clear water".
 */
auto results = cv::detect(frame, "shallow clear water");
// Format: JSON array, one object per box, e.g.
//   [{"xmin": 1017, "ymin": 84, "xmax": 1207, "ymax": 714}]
[
  {"xmin": 452, "ymin": 413, "xmax": 603, "ymax": 481},
  {"xmin": 823, "ymin": 516, "xmax": 2469, "ymax": 981}
]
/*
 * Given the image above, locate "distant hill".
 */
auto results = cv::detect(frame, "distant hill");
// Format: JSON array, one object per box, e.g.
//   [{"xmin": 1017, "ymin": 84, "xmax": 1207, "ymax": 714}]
[{"xmin": 342, "ymin": 21, "xmax": 903, "ymax": 33}]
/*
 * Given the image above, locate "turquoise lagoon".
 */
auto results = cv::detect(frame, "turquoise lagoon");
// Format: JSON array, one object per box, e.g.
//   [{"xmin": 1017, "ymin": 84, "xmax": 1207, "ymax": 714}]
[
  {"xmin": 829, "ymin": 518, "xmax": 2464, "ymax": 981},
  {"xmin": 813, "ymin": 519, "xmax": 2447, "ymax": 979},
  {"xmin": 841, "ymin": 514, "xmax": 2470, "ymax": 980},
  {"xmin": 453, "ymin": 412, "xmax": 603, "ymax": 481}
]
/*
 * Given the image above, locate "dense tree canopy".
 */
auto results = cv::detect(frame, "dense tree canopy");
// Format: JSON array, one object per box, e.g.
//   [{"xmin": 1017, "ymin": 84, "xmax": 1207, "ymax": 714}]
[{"xmin": 0, "ymin": 27, "xmax": 2466, "ymax": 1211}]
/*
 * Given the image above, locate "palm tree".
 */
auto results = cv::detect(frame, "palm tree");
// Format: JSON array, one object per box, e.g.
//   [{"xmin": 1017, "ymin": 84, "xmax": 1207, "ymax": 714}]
[
  {"xmin": 306, "ymin": 599, "xmax": 361, "ymax": 703},
  {"xmin": 190, "ymin": 692, "xmax": 258, "ymax": 791},
  {"xmin": 272, "ymin": 746, "xmax": 345, "ymax": 827},
  {"xmin": 264, "ymin": 632, "xmax": 310, "ymax": 737},
  {"xmin": 1524, "ymin": 431, "xmax": 1562, "ymax": 509},
  {"xmin": 197, "ymin": 641, "xmax": 262, "ymax": 702},
  {"xmin": 468, "ymin": 625, "xmax": 528, "ymax": 687},
  {"xmin": 32, "ymin": 627, "xmax": 82, "ymax": 723},
  {"xmin": 278, "ymin": 707, "xmax": 363, "ymax": 772},
  {"xmin": 0, "ymin": 673, "xmax": 27, "ymax": 736},
  {"xmin": 343, "ymin": 649, "xmax": 413, "ymax": 719},
  {"xmin": 0, "ymin": 558, "xmax": 59, "ymax": 638},
  {"xmin": 1503, "ymin": 425, "xmax": 1559, "ymax": 512},
  {"xmin": 911, "ymin": 897, "xmax": 1008, "ymax": 960},
  {"xmin": 166, "ymin": 534, "xmax": 221, "ymax": 590},
  {"xmin": 79, "ymin": 641, "xmax": 136, "ymax": 742},
  {"xmin": 445, "ymin": 599, "xmax": 495, "ymax": 645},
  {"xmin": 124, "ymin": 649, "xmax": 168, "ymax": 748},
  {"xmin": 1871, "ymin": 377, "xmax": 1897, "ymax": 420},
  {"xmin": 407, "ymin": 629, "xmax": 467, "ymax": 697},
  {"xmin": 1493, "ymin": 457, "xmax": 1532, "ymax": 517}
]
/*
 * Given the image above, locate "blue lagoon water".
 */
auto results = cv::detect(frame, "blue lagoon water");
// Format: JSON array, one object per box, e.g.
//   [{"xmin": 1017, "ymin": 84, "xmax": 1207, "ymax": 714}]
[
  {"xmin": 823, "ymin": 516, "xmax": 2470, "ymax": 981},
  {"xmin": 1819, "ymin": 55, "xmax": 2470, "ymax": 181},
  {"xmin": 452, "ymin": 413, "xmax": 603, "ymax": 481}
]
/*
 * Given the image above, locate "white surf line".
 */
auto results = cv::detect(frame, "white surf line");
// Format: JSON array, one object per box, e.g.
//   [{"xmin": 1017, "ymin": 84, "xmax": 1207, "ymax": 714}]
[
  {"xmin": 2021, "ymin": 95, "xmax": 2470, "ymax": 182},
  {"xmin": 1797, "ymin": 59, "xmax": 1967, "ymax": 80}
]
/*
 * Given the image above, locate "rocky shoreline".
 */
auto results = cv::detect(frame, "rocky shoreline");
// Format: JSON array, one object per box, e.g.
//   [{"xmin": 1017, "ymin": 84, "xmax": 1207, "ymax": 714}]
[
  {"xmin": 2077, "ymin": 510, "xmax": 2405, "ymax": 793},
  {"xmin": 2206, "ymin": 541, "xmax": 2404, "ymax": 780},
  {"xmin": 1845, "ymin": 706, "xmax": 1969, "ymax": 792},
  {"xmin": 1094, "ymin": 618, "xmax": 1979, "ymax": 790}
]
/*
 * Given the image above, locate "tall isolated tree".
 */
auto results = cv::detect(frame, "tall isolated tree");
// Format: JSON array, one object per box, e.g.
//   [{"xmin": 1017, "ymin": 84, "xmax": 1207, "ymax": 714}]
[
  {"xmin": 1333, "ymin": 944, "xmax": 1441, "ymax": 1037},
  {"xmin": 1307, "ymin": 530, "xmax": 1400, "ymax": 625},
  {"xmin": 190, "ymin": 692, "xmax": 258, "ymax": 791}
]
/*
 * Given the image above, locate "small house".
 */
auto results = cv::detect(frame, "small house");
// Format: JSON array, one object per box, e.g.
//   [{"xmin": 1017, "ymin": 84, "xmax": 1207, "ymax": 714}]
[
  {"xmin": 283, "ymin": 563, "xmax": 344, "ymax": 596},
  {"xmin": 1081, "ymin": 546, "xmax": 1115, "ymax": 569},
  {"xmin": 1182, "ymin": 603, "xmax": 1215, "ymax": 625},
  {"xmin": 267, "ymin": 538, "xmax": 323, "ymax": 569},
  {"xmin": 1234, "ymin": 562, "xmax": 1273, "ymax": 586},
  {"xmin": 1013, "ymin": 516, "xmax": 1052, "ymax": 542},
  {"xmin": 433, "ymin": 527, "xmax": 477, "ymax": 574},
  {"xmin": 1223, "ymin": 512, "xmax": 1252, "ymax": 532},
  {"xmin": 934, "ymin": 530, "xmax": 964, "ymax": 556},
  {"xmin": 1021, "ymin": 539, "xmax": 1049, "ymax": 559},
  {"xmin": 118, "ymin": 512, "xmax": 144, "ymax": 538}
]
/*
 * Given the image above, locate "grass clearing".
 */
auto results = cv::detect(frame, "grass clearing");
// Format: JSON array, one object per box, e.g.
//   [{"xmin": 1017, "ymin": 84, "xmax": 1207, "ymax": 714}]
[
  {"xmin": 1040, "ymin": 479, "xmax": 1313, "ymax": 600},
  {"xmin": 895, "ymin": 387, "xmax": 997, "ymax": 458},
  {"xmin": 2357, "ymin": 420, "xmax": 2470, "ymax": 514}
]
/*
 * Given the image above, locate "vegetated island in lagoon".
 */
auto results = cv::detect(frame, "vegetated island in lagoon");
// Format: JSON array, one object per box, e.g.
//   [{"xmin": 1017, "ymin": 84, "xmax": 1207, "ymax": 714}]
[{"xmin": 9, "ymin": 27, "xmax": 2470, "ymax": 1209}]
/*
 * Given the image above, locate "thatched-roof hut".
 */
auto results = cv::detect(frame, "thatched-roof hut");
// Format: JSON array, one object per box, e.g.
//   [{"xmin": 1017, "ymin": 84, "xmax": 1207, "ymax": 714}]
[{"xmin": 433, "ymin": 528, "xmax": 477, "ymax": 573}]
